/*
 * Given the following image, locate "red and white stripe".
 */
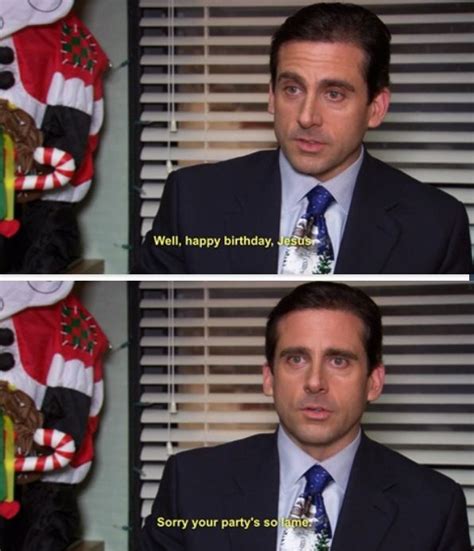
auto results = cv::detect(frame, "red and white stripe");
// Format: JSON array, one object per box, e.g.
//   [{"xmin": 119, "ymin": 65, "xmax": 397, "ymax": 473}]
[
  {"xmin": 15, "ymin": 147, "xmax": 75, "ymax": 191},
  {"xmin": 14, "ymin": 428, "xmax": 76, "ymax": 473}
]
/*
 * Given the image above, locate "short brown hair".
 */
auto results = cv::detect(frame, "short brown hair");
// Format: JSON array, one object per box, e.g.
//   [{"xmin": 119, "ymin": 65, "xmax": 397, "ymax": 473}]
[
  {"xmin": 265, "ymin": 282, "xmax": 383, "ymax": 373},
  {"xmin": 270, "ymin": 3, "xmax": 391, "ymax": 102}
]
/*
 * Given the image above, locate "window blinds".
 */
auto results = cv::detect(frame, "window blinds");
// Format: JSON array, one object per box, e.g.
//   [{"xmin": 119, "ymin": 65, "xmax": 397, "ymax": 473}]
[
  {"xmin": 132, "ymin": 280, "xmax": 474, "ymax": 545},
  {"xmin": 131, "ymin": 0, "xmax": 474, "ymax": 262}
]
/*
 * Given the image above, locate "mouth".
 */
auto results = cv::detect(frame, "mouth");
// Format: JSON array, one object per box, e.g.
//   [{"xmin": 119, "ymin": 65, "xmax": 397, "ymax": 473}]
[
  {"xmin": 300, "ymin": 406, "xmax": 332, "ymax": 420},
  {"xmin": 294, "ymin": 138, "xmax": 326, "ymax": 153}
]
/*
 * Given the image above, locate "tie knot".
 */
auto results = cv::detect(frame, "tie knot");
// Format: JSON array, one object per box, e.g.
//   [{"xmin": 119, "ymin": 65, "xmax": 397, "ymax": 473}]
[
  {"xmin": 304, "ymin": 464, "xmax": 333, "ymax": 496},
  {"xmin": 306, "ymin": 185, "xmax": 334, "ymax": 217}
]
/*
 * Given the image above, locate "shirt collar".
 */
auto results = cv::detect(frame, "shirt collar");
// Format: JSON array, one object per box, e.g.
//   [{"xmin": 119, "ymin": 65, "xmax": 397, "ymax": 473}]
[
  {"xmin": 279, "ymin": 146, "xmax": 364, "ymax": 215},
  {"xmin": 278, "ymin": 424, "xmax": 361, "ymax": 493}
]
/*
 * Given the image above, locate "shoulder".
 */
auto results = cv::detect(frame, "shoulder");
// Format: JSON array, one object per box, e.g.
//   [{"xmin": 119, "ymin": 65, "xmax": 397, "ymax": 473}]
[
  {"xmin": 165, "ymin": 434, "xmax": 275, "ymax": 487},
  {"xmin": 357, "ymin": 437, "xmax": 470, "ymax": 546},
  {"xmin": 172, "ymin": 433, "xmax": 275, "ymax": 469},
  {"xmin": 170, "ymin": 150, "xmax": 278, "ymax": 187},
  {"xmin": 365, "ymin": 153, "xmax": 464, "ymax": 212},
  {"xmin": 161, "ymin": 433, "xmax": 276, "ymax": 493},
  {"xmin": 364, "ymin": 437, "xmax": 462, "ymax": 498}
]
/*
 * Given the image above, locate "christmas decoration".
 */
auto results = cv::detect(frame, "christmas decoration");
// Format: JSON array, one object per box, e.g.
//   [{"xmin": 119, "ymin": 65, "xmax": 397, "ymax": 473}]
[
  {"xmin": 315, "ymin": 252, "xmax": 332, "ymax": 275},
  {"xmin": 0, "ymin": 0, "xmax": 109, "ymax": 273},
  {"xmin": 0, "ymin": 281, "xmax": 109, "ymax": 550},
  {"xmin": 314, "ymin": 531, "xmax": 330, "ymax": 551},
  {"xmin": 0, "ymin": 100, "xmax": 76, "ymax": 238}
]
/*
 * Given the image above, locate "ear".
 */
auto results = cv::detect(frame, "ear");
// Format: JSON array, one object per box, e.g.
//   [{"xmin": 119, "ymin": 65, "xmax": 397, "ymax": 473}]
[
  {"xmin": 367, "ymin": 88, "xmax": 390, "ymax": 129},
  {"xmin": 367, "ymin": 363, "xmax": 385, "ymax": 403},
  {"xmin": 268, "ymin": 82, "xmax": 275, "ymax": 115},
  {"xmin": 262, "ymin": 362, "xmax": 274, "ymax": 397}
]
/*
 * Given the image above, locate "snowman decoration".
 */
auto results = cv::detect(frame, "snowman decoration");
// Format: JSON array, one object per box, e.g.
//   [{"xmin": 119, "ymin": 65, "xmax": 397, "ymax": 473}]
[
  {"xmin": 0, "ymin": 0, "xmax": 109, "ymax": 273},
  {"xmin": 0, "ymin": 281, "xmax": 108, "ymax": 550}
]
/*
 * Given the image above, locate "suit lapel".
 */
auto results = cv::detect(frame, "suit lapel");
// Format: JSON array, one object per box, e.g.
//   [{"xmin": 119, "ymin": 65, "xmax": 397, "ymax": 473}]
[
  {"xmin": 225, "ymin": 151, "xmax": 281, "ymax": 273},
  {"xmin": 335, "ymin": 153, "xmax": 401, "ymax": 274},
  {"xmin": 222, "ymin": 433, "xmax": 279, "ymax": 551},
  {"xmin": 331, "ymin": 435, "xmax": 398, "ymax": 551}
]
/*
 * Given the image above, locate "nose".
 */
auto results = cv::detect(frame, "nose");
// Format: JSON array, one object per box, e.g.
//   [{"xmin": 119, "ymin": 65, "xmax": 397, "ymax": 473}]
[
  {"xmin": 303, "ymin": 363, "xmax": 327, "ymax": 394},
  {"xmin": 297, "ymin": 95, "xmax": 323, "ymax": 129}
]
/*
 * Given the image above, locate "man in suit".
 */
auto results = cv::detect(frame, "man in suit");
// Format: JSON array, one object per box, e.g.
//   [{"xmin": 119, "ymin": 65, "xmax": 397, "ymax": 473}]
[
  {"xmin": 141, "ymin": 282, "xmax": 471, "ymax": 551},
  {"xmin": 137, "ymin": 3, "xmax": 471, "ymax": 274}
]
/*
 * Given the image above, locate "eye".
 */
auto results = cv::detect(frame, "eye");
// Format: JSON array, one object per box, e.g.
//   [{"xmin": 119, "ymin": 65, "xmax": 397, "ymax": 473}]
[
  {"xmin": 286, "ymin": 354, "xmax": 308, "ymax": 367},
  {"xmin": 326, "ymin": 90, "xmax": 345, "ymax": 102},
  {"xmin": 284, "ymin": 85, "xmax": 302, "ymax": 96},
  {"xmin": 330, "ymin": 356, "xmax": 349, "ymax": 368}
]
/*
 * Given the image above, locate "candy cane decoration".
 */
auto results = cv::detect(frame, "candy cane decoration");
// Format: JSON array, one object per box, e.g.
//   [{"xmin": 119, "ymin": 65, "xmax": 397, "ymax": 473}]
[
  {"xmin": 14, "ymin": 428, "xmax": 76, "ymax": 473},
  {"xmin": 15, "ymin": 147, "xmax": 76, "ymax": 191}
]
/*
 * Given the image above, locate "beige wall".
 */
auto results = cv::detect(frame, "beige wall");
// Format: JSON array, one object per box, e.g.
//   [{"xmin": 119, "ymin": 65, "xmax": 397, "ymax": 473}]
[
  {"xmin": 77, "ymin": 281, "xmax": 129, "ymax": 550},
  {"xmin": 76, "ymin": 0, "xmax": 129, "ymax": 274}
]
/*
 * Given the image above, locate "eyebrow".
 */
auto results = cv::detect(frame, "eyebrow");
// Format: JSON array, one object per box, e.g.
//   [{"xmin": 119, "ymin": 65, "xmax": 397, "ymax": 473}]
[
  {"xmin": 278, "ymin": 346, "xmax": 310, "ymax": 358},
  {"xmin": 278, "ymin": 346, "xmax": 359, "ymax": 361},
  {"xmin": 277, "ymin": 71, "xmax": 306, "ymax": 86},
  {"xmin": 324, "ymin": 347, "xmax": 359, "ymax": 361},
  {"xmin": 277, "ymin": 72, "xmax": 356, "ymax": 93},
  {"xmin": 321, "ymin": 79, "xmax": 356, "ymax": 93}
]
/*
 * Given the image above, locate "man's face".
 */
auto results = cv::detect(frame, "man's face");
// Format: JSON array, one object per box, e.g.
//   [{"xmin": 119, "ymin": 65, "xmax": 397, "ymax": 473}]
[
  {"xmin": 262, "ymin": 308, "xmax": 385, "ymax": 461},
  {"xmin": 268, "ymin": 40, "xmax": 390, "ymax": 181}
]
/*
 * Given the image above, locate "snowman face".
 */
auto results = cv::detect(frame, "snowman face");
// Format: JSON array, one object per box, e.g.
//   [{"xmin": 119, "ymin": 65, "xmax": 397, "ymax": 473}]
[
  {"xmin": 0, "ymin": 281, "xmax": 74, "ymax": 320},
  {"xmin": 0, "ymin": 0, "xmax": 73, "ymax": 39}
]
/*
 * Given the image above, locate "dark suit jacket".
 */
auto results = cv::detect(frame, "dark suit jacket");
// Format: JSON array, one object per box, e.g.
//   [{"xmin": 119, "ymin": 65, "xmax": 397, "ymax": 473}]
[
  {"xmin": 137, "ymin": 149, "xmax": 472, "ymax": 274},
  {"xmin": 141, "ymin": 433, "xmax": 471, "ymax": 551}
]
